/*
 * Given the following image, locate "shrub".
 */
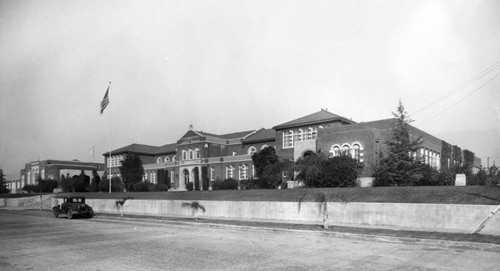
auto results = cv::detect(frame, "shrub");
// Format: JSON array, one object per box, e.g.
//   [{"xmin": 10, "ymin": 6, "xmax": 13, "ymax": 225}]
[
  {"xmin": 212, "ymin": 178, "xmax": 238, "ymax": 190},
  {"xmin": 240, "ymin": 179, "xmax": 257, "ymax": 190},
  {"xmin": 98, "ymin": 176, "xmax": 124, "ymax": 192},
  {"xmin": 133, "ymin": 182, "xmax": 149, "ymax": 192},
  {"xmin": 186, "ymin": 182, "xmax": 194, "ymax": 191},
  {"xmin": 22, "ymin": 184, "xmax": 39, "ymax": 193},
  {"xmin": 155, "ymin": 183, "xmax": 169, "ymax": 191},
  {"xmin": 22, "ymin": 179, "xmax": 59, "ymax": 193}
]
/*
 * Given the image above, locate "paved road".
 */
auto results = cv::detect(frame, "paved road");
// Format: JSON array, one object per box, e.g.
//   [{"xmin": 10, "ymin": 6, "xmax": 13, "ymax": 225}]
[{"xmin": 0, "ymin": 210, "xmax": 499, "ymax": 271}]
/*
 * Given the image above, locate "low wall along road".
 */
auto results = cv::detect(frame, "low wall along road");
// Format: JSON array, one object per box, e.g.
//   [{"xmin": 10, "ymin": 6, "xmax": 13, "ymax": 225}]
[
  {"xmin": 51, "ymin": 198, "xmax": 500, "ymax": 236},
  {"xmin": 2, "ymin": 196, "xmax": 498, "ymax": 235}
]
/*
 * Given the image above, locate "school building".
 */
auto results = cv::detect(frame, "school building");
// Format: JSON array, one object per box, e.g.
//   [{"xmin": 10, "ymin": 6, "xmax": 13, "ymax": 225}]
[{"xmin": 104, "ymin": 110, "xmax": 481, "ymax": 190}]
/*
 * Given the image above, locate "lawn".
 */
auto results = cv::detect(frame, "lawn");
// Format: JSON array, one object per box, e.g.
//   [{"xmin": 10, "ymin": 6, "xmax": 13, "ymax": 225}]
[{"xmin": 46, "ymin": 185, "xmax": 500, "ymax": 205}]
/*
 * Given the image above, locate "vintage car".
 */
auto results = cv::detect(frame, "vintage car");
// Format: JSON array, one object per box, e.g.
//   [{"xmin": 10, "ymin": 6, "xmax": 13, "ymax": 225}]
[{"xmin": 53, "ymin": 197, "xmax": 94, "ymax": 219}]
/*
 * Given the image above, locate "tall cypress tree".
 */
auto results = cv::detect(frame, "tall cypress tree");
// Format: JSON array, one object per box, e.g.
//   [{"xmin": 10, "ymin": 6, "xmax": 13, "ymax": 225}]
[
  {"xmin": 119, "ymin": 154, "xmax": 144, "ymax": 191},
  {"xmin": 0, "ymin": 168, "xmax": 11, "ymax": 194},
  {"xmin": 374, "ymin": 101, "xmax": 423, "ymax": 186}
]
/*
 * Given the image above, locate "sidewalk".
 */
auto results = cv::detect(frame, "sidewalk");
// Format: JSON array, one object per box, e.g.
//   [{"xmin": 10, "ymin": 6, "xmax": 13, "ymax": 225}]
[{"xmin": 4, "ymin": 206, "xmax": 500, "ymax": 252}]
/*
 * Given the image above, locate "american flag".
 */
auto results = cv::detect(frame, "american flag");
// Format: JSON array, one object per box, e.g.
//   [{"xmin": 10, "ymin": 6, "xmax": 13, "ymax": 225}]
[{"xmin": 100, "ymin": 83, "xmax": 110, "ymax": 114}]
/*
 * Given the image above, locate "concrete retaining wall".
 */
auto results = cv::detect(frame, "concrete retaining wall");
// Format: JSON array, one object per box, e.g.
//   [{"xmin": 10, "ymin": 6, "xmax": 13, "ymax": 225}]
[
  {"xmin": 1, "ymin": 195, "xmax": 54, "ymax": 209},
  {"xmin": 51, "ymin": 198, "xmax": 500, "ymax": 235}
]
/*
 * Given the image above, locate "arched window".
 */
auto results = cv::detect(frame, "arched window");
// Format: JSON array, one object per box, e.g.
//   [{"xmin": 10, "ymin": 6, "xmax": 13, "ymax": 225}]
[
  {"xmin": 195, "ymin": 148, "xmax": 200, "ymax": 159},
  {"xmin": 342, "ymin": 144, "xmax": 350, "ymax": 156},
  {"xmin": 182, "ymin": 150, "xmax": 187, "ymax": 160},
  {"xmin": 144, "ymin": 172, "xmax": 148, "ymax": 181},
  {"xmin": 330, "ymin": 145, "xmax": 341, "ymax": 157},
  {"xmin": 164, "ymin": 156, "xmax": 170, "ymax": 163},
  {"xmin": 189, "ymin": 149, "xmax": 194, "ymax": 160},
  {"xmin": 352, "ymin": 144, "xmax": 361, "ymax": 160},
  {"xmin": 248, "ymin": 146, "xmax": 257, "ymax": 155},
  {"xmin": 157, "ymin": 157, "xmax": 163, "ymax": 164}
]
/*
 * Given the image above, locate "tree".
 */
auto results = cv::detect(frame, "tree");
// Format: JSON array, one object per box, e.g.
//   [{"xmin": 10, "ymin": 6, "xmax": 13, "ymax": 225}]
[
  {"xmin": 373, "ymin": 101, "xmax": 424, "ymax": 186},
  {"xmin": 115, "ymin": 196, "xmax": 133, "ymax": 216},
  {"xmin": 181, "ymin": 201, "xmax": 206, "ymax": 220},
  {"xmin": 0, "ymin": 168, "xmax": 11, "ymax": 194},
  {"xmin": 295, "ymin": 153, "xmax": 325, "ymax": 187},
  {"xmin": 60, "ymin": 175, "xmax": 77, "ymax": 193},
  {"xmin": 120, "ymin": 154, "xmax": 144, "ymax": 191},
  {"xmin": 98, "ymin": 174, "xmax": 124, "ymax": 192},
  {"xmin": 89, "ymin": 170, "xmax": 101, "ymax": 192},
  {"xmin": 295, "ymin": 153, "xmax": 363, "ymax": 187},
  {"xmin": 251, "ymin": 146, "xmax": 283, "ymax": 188},
  {"xmin": 298, "ymin": 190, "xmax": 348, "ymax": 229}
]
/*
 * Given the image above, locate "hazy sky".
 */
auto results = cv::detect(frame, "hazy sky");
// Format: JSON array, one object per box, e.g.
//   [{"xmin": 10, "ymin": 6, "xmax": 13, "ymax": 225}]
[{"xmin": 1, "ymin": 0, "xmax": 499, "ymax": 178}]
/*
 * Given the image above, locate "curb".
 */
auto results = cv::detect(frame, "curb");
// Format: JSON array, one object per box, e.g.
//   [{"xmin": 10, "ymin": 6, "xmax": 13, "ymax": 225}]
[
  {"xmin": 91, "ymin": 213, "xmax": 500, "ymax": 253},
  {"xmin": 4, "ymin": 208, "xmax": 500, "ymax": 252}
]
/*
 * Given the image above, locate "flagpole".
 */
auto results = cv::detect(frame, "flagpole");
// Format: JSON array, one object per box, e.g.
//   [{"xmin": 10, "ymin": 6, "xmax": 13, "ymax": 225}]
[{"xmin": 107, "ymin": 82, "xmax": 112, "ymax": 193}]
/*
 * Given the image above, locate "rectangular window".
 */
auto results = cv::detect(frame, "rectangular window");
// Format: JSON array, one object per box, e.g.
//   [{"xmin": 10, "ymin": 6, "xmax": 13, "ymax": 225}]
[
  {"xmin": 210, "ymin": 167, "xmax": 215, "ymax": 181},
  {"xmin": 226, "ymin": 166, "xmax": 234, "ymax": 179},
  {"xmin": 283, "ymin": 131, "xmax": 293, "ymax": 148},
  {"xmin": 239, "ymin": 165, "xmax": 247, "ymax": 180},
  {"xmin": 151, "ymin": 172, "xmax": 156, "ymax": 184}
]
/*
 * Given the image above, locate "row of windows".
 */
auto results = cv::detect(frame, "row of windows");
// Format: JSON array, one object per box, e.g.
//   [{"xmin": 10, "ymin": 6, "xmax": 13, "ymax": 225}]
[
  {"xmin": 329, "ymin": 143, "xmax": 363, "ymax": 161},
  {"xmin": 421, "ymin": 148, "xmax": 440, "ymax": 169},
  {"xmin": 108, "ymin": 155, "xmax": 124, "ymax": 167},
  {"xmin": 182, "ymin": 148, "xmax": 201, "ymax": 160},
  {"xmin": 154, "ymin": 145, "xmax": 274, "ymax": 164},
  {"xmin": 224, "ymin": 164, "xmax": 255, "ymax": 180},
  {"xmin": 283, "ymin": 127, "xmax": 318, "ymax": 148},
  {"xmin": 156, "ymin": 156, "xmax": 177, "ymax": 164}
]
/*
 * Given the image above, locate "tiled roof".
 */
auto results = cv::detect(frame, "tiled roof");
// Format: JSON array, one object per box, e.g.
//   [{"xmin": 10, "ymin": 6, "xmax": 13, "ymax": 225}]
[
  {"xmin": 156, "ymin": 143, "xmax": 177, "ymax": 154},
  {"xmin": 273, "ymin": 109, "xmax": 356, "ymax": 130},
  {"xmin": 105, "ymin": 143, "xmax": 161, "ymax": 156},
  {"xmin": 243, "ymin": 128, "xmax": 276, "ymax": 143},
  {"xmin": 198, "ymin": 130, "xmax": 256, "ymax": 140}
]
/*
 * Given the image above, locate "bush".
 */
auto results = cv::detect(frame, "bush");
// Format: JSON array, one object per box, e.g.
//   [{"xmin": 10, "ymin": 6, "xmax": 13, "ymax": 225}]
[
  {"xmin": 240, "ymin": 179, "xmax": 257, "ymax": 190},
  {"xmin": 155, "ymin": 183, "xmax": 169, "ymax": 191},
  {"xmin": 98, "ymin": 176, "xmax": 124, "ymax": 192},
  {"xmin": 186, "ymin": 182, "xmax": 194, "ymax": 191},
  {"xmin": 469, "ymin": 169, "xmax": 488, "ymax": 186},
  {"xmin": 132, "ymin": 181, "xmax": 149, "ymax": 192},
  {"xmin": 212, "ymin": 178, "xmax": 238, "ymax": 190},
  {"xmin": 23, "ymin": 179, "xmax": 60, "ymax": 193}
]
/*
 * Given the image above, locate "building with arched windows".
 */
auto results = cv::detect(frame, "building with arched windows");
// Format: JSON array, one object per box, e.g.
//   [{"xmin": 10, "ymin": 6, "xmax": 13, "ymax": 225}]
[{"xmin": 104, "ymin": 109, "xmax": 481, "ymax": 190}]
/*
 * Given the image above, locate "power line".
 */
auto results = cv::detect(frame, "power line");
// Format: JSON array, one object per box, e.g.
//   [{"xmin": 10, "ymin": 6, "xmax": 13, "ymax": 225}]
[
  {"xmin": 410, "ymin": 61, "xmax": 500, "ymax": 117},
  {"xmin": 417, "ymin": 71, "xmax": 500, "ymax": 126}
]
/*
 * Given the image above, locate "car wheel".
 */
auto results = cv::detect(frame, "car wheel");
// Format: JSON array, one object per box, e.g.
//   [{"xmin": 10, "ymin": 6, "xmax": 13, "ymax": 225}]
[
  {"xmin": 67, "ymin": 209, "xmax": 73, "ymax": 219},
  {"xmin": 88, "ymin": 208, "xmax": 94, "ymax": 218}
]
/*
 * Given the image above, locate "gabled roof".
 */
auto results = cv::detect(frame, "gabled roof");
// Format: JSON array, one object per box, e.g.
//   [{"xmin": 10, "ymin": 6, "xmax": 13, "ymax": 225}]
[
  {"xmin": 104, "ymin": 143, "xmax": 161, "ymax": 156},
  {"xmin": 273, "ymin": 109, "xmax": 356, "ymax": 130},
  {"xmin": 181, "ymin": 130, "xmax": 256, "ymax": 140},
  {"xmin": 214, "ymin": 130, "xmax": 256, "ymax": 140},
  {"xmin": 243, "ymin": 128, "xmax": 276, "ymax": 144}
]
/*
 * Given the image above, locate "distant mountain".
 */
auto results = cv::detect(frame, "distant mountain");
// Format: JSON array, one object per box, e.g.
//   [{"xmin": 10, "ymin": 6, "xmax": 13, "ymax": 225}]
[{"xmin": 435, "ymin": 128, "xmax": 500, "ymax": 166}]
